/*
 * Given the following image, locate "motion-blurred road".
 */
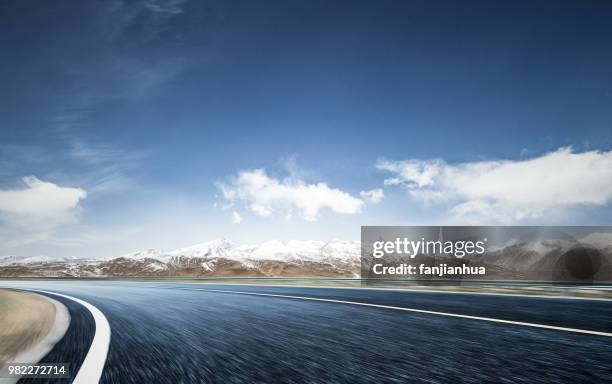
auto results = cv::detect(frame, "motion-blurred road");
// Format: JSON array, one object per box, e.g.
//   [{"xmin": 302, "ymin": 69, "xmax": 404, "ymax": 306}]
[{"xmin": 2, "ymin": 281, "xmax": 611, "ymax": 384}]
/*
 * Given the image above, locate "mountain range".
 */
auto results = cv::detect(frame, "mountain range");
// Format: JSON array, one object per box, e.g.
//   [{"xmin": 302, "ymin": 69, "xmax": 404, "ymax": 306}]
[
  {"xmin": 0, "ymin": 239, "xmax": 361, "ymax": 278},
  {"xmin": 1, "ymin": 237, "xmax": 611, "ymax": 281}
]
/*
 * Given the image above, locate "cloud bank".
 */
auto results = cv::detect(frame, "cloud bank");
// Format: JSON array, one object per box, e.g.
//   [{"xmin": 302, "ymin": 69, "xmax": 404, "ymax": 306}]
[
  {"xmin": 217, "ymin": 169, "xmax": 363, "ymax": 221},
  {"xmin": 0, "ymin": 176, "xmax": 87, "ymax": 226},
  {"xmin": 377, "ymin": 147, "xmax": 612, "ymax": 223}
]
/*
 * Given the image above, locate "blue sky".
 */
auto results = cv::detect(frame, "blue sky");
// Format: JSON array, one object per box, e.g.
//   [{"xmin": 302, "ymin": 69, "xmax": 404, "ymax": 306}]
[{"xmin": 1, "ymin": 0, "xmax": 612, "ymax": 258}]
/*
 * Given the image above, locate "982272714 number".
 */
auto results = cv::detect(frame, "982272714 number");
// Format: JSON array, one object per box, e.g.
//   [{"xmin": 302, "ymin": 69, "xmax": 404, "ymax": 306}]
[{"xmin": 1, "ymin": 363, "xmax": 70, "ymax": 378}]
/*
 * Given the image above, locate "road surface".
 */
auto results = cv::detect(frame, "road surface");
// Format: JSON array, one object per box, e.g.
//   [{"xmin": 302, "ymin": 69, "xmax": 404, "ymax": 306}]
[{"xmin": 1, "ymin": 281, "xmax": 611, "ymax": 383}]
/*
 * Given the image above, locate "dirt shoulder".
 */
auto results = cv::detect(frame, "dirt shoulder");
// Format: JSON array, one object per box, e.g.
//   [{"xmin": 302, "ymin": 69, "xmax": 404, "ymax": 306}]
[{"xmin": 0, "ymin": 289, "xmax": 56, "ymax": 365}]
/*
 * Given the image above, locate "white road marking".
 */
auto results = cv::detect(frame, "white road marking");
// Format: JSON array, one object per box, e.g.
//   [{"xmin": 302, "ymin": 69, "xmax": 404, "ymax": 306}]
[
  {"xmin": 183, "ymin": 287, "xmax": 612, "ymax": 337},
  {"xmin": 21, "ymin": 289, "xmax": 111, "ymax": 384}
]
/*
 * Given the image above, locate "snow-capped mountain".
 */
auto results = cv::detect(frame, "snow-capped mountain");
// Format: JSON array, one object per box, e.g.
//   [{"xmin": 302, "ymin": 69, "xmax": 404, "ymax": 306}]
[
  {"xmin": 2, "ymin": 235, "xmax": 610, "ymax": 280},
  {"xmin": 0, "ymin": 254, "xmax": 85, "ymax": 266},
  {"xmin": 116, "ymin": 239, "xmax": 359, "ymax": 265},
  {"xmin": 119, "ymin": 239, "xmax": 234, "ymax": 263},
  {"xmin": 0, "ymin": 239, "xmax": 361, "ymax": 277}
]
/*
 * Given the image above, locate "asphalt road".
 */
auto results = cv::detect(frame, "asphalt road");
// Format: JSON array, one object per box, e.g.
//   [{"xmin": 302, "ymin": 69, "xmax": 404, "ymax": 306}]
[{"xmin": 2, "ymin": 281, "xmax": 611, "ymax": 384}]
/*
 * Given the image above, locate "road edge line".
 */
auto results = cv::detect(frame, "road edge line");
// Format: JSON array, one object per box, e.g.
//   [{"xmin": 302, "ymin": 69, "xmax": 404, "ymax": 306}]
[
  {"xmin": 185, "ymin": 287, "xmax": 612, "ymax": 337},
  {"xmin": 21, "ymin": 289, "xmax": 111, "ymax": 384}
]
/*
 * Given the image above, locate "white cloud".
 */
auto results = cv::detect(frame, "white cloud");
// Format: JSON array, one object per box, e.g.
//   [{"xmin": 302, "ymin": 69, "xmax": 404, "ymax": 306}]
[
  {"xmin": 360, "ymin": 188, "xmax": 384, "ymax": 204},
  {"xmin": 0, "ymin": 176, "xmax": 87, "ymax": 226},
  {"xmin": 377, "ymin": 147, "xmax": 612, "ymax": 223},
  {"xmin": 216, "ymin": 169, "xmax": 364, "ymax": 221},
  {"xmin": 250, "ymin": 204, "xmax": 272, "ymax": 217},
  {"xmin": 232, "ymin": 211, "xmax": 243, "ymax": 224}
]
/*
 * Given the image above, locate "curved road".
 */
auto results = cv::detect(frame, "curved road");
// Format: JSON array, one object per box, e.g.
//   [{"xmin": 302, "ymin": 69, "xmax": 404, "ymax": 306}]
[{"xmin": 3, "ymin": 281, "xmax": 612, "ymax": 383}]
